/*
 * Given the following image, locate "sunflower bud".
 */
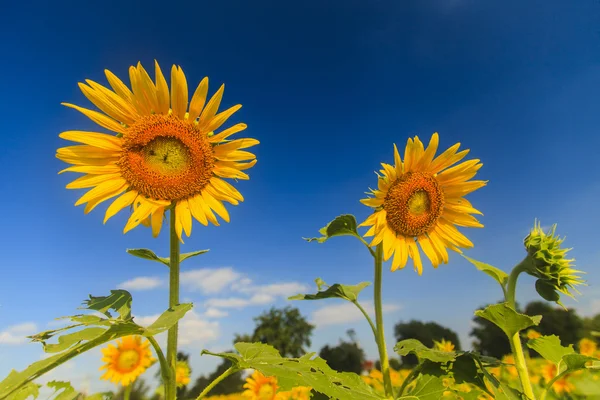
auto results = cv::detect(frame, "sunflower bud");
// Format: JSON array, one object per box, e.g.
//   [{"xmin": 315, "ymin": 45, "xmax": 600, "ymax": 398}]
[{"xmin": 523, "ymin": 221, "xmax": 585, "ymax": 307}]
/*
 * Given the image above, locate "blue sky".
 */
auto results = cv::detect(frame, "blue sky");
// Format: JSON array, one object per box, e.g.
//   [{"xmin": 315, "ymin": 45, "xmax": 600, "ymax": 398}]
[{"xmin": 1, "ymin": 0, "xmax": 600, "ymax": 394}]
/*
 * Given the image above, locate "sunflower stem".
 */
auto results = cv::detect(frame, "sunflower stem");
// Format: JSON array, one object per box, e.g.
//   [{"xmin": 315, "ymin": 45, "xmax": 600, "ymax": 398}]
[
  {"xmin": 539, "ymin": 368, "xmax": 568, "ymax": 400},
  {"xmin": 196, "ymin": 367, "xmax": 235, "ymax": 400},
  {"xmin": 374, "ymin": 243, "xmax": 394, "ymax": 397},
  {"xmin": 124, "ymin": 383, "xmax": 132, "ymax": 400},
  {"xmin": 506, "ymin": 258, "xmax": 536, "ymax": 400},
  {"xmin": 166, "ymin": 206, "xmax": 181, "ymax": 400},
  {"xmin": 148, "ymin": 336, "xmax": 171, "ymax": 394}
]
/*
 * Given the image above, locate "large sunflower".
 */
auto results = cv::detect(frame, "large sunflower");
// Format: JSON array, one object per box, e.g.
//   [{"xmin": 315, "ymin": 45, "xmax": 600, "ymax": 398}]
[
  {"xmin": 99, "ymin": 336, "xmax": 155, "ymax": 386},
  {"xmin": 360, "ymin": 133, "xmax": 485, "ymax": 275},
  {"xmin": 56, "ymin": 61, "xmax": 258, "ymax": 241},
  {"xmin": 243, "ymin": 370, "xmax": 279, "ymax": 400}
]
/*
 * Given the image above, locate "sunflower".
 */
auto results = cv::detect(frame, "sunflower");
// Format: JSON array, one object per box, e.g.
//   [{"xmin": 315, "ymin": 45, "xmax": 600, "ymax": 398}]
[
  {"xmin": 175, "ymin": 360, "xmax": 191, "ymax": 387},
  {"xmin": 99, "ymin": 335, "xmax": 155, "ymax": 386},
  {"xmin": 359, "ymin": 133, "xmax": 485, "ymax": 275},
  {"xmin": 433, "ymin": 339, "xmax": 455, "ymax": 352},
  {"xmin": 578, "ymin": 337, "xmax": 598, "ymax": 357},
  {"xmin": 243, "ymin": 370, "xmax": 279, "ymax": 400},
  {"xmin": 56, "ymin": 61, "xmax": 258, "ymax": 242}
]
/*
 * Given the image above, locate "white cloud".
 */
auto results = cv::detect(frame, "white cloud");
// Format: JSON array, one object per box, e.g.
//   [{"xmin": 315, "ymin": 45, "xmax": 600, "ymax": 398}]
[
  {"xmin": 133, "ymin": 311, "xmax": 219, "ymax": 347},
  {"xmin": 239, "ymin": 282, "xmax": 308, "ymax": 297},
  {"xmin": 311, "ymin": 301, "xmax": 402, "ymax": 327},
  {"xmin": 134, "ymin": 314, "xmax": 161, "ymax": 327},
  {"xmin": 181, "ymin": 268, "xmax": 241, "ymax": 294},
  {"xmin": 0, "ymin": 322, "xmax": 37, "ymax": 345},
  {"xmin": 203, "ymin": 308, "xmax": 229, "ymax": 318},
  {"xmin": 205, "ymin": 297, "xmax": 251, "ymax": 309},
  {"xmin": 118, "ymin": 276, "xmax": 163, "ymax": 291}
]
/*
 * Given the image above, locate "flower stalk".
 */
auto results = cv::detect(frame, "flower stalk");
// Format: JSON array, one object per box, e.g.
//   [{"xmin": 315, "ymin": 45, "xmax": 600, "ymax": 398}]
[
  {"xmin": 374, "ymin": 243, "xmax": 394, "ymax": 397},
  {"xmin": 166, "ymin": 206, "xmax": 181, "ymax": 400}
]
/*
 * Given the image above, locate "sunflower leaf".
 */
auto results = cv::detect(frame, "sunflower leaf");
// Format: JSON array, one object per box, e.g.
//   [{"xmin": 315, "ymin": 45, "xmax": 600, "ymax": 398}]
[
  {"xmin": 451, "ymin": 354, "xmax": 487, "ymax": 392},
  {"xmin": 42, "ymin": 327, "xmax": 107, "ymax": 353},
  {"xmin": 461, "ymin": 255, "xmax": 508, "ymax": 289},
  {"xmin": 201, "ymin": 342, "xmax": 385, "ymax": 400},
  {"xmin": 179, "ymin": 250, "xmax": 209, "ymax": 263},
  {"xmin": 394, "ymin": 339, "xmax": 457, "ymax": 363},
  {"xmin": 561, "ymin": 354, "xmax": 600, "ymax": 371},
  {"xmin": 81, "ymin": 290, "xmax": 132, "ymax": 321},
  {"xmin": 5, "ymin": 379, "xmax": 39, "ymax": 400},
  {"xmin": 474, "ymin": 303, "xmax": 541, "ymax": 338},
  {"xmin": 47, "ymin": 381, "xmax": 78, "ymax": 400},
  {"xmin": 126, "ymin": 248, "xmax": 170, "ymax": 267},
  {"xmin": 525, "ymin": 335, "xmax": 574, "ymax": 364},
  {"xmin": 304, "ymin": 215, "xmax": 362, "ymax": 243},
  {"xmin": 142, "ymin": 303, "xmax": 193, "ymax": 336},
  {"xmin": 288, "ymin": 279, "xmax": 370, "ymax": 302},
  {"xmin": 398, "ymin": 374, "xmax": 446, "ymax": 400}
]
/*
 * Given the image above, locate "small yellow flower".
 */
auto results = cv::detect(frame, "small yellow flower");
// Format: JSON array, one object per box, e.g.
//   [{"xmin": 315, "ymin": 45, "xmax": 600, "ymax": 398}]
[
  {"xmin": 552, "ymin": 376, "xmax": 575, "ymax": 395},
  {"xmin": 99, "ymin": 336, "xmax": 155, "ymax": 386},
  {"xmin": 176, "ymin": 360, "xmax": 191, "ymax": 387},
  {"xmin": 433, "ymin": 339, "xmax": 456, "ymax": 352},
  {"xmin": 525, "ymin": 329, "xmax": 541, "ymax": 340},
  {"xmin": 501, "ymin": 355, "xmax": 518, "ymax": 378},
  {"xmin": 243, "ymin": 370, "xmax": 279, "ymax": 400},
  {"xmin": 578, "ymin": 338, "xmax": 598, "ymax": 356},
  {"xmin": 541, "ymin": 361, "xmax": 557, "ymax": 383},
  {"xmin": 360, "ymin": 133, "xmax": 486, "ymax": 275}
]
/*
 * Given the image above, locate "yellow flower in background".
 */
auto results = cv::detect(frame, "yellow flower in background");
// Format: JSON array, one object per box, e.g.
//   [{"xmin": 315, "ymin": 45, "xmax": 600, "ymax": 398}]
[
  {"xmin": 175, "ymin": 360, "xmax": 191, "ymax": 387},
  {"xmin": 57, "ymin": 61, "xmax": 258, "ymax": 242},
  {"xmin": 552, "ymin": 375, "xmax": 575, "ymax": 395},
  {"xmin": 578, "ymin": 338, "xmax": 598, "ymax": 356},
  {"xmin": 433, "ymin": 339, "xmax": 456, "ymax": 352},
  {"xmin": 501, "ymin": 355, "xmax": 518, "ymax": 378},
  {"xmin": 99, "ymin": 336, "xmax": 155, "ymax": 386},
  {"xmin": 276, "ymin": 386, "xmax": 312, "ymax": 400},
  {"xmin": 525, "ymin": 329, "xmax": 541, "ymax": 340},
  {"xmin": 360, "ymin": 133, "xmax": 485, "ymax": 274},
  {"xmin": 243, "ymin": 370, "xmax": 278, "ymax": 400},
  {"xmin": 541, "ymin": 361, "xmax": 557, "ymax": 383}
]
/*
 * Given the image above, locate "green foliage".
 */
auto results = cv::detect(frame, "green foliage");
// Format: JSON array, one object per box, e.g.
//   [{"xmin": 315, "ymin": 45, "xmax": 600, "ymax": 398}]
[
  {"xmin": 526, "ymin": 335, "xmax": 574, "ymax": 364},
  {"xmin": 470, "ymin": 303, "xmax": 512, "ymax": 359},
  {"xmin": 126, "ymin": 248, "xmax": 209, "ymax": 267},
  {"xmin": 233, "ymin": 306, "xmax": 314, "ymax": 358},
  {"xmin": 187, "ymin": 358, "xmax": 245, "ymax": 398},
  {"xmin": 398, "ymin": 374, "xmax": 446, "ymax": 400},
  {"xmin": 394, "ymin": 320, "xmax": 462, "ymax": 366},
  {"xmin": 394, "ymin": 339, "xmax": 456, "ymax": 363},
  {"xmin": 462, "ymin": 255, "xmax": 508, "ymax": 291},
  {"xmin": 0, "ymin": 290, "xmax": 191, "ymax": 400},
  {"xmin": 475, "ymin": 303, "xmax": 541, "ymax": 338},
  {"xmin": 113, "ymin": 379, "xmax": 151, "ymax": 400},
  {"xmin": 304, "ymin": 214, "xmax": 362, "ymax": 244},
  {"xmin": 289, "ymin": 278, "xmax": 370, "ymax": 303},
  {"xmin": 202, "ymin": 342, "xmax": 385, "ymax": 400}
]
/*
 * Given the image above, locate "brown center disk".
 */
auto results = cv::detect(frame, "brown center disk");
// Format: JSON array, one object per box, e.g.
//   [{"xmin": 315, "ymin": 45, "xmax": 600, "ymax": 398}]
[
  {"xmin": 383, "ymin": 172, "xmax": 444, "ymax": 237},
  {"xmin": 119, "ymin": 114, "xmax": 215, "ymax": 201}
]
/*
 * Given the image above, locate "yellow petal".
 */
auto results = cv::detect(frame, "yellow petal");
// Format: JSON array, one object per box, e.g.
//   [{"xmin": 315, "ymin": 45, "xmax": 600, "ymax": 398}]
[
  {"xmin": 203, "ymin": 104, "xmax": 242, "ymax": 133},
  {"xmin": 105, "ymin": 190, "xmax": 138, "ymax": 223},
  {"xmin": 128, "ymin": 66, "xmax": 151, "ymax": 115},
  {"xmin": 209, "ymin": 177, "xmax": 244, "ymax": 202},
  {"xmin": 403, "ymin": 138, "xmax": 415, "ymax": 172},
  {"xmin": 78, "ymin": 82, "xmax": 137, "ymax": 125},
  {"xmin": 188, "ymin": 195, "xmax": 209, "ymax": 226},
  {"xmin": 170, "ymin": 65, "xmax": 188, "ymax": 120},
  {"xmin": 213, "ymin": 138, "xmax": 259, "ymax": 153},
  {"xmin": 59, "ymin": 130, "xmax": 122, "ymax": 151},
  {"xmin": 393, "ymin": 144, "xmax": 403, "ymax": 175},
  {"xmin": 104, "ymin": 69, "xmax": 139, "ymax": 112},
  {"xmin": 136, "ymin": 62, "xmax": 159, "ymax": 112},
  {"xmin": 150, "ymin": 206, "xmax": 165, "ymax": 238},
  {"xmin": 420, "ymin": 133, "xmax": 439, "ymax": 171},
  {"xmin": 202, "ymin": 192, "xmax": 230, "ymax": 223},
  {"xmin": 124, "ymin": 198, "xmax": 156, "ymax": 234},
  {"xmin": 199, "ymin": 84, "xmax": 224, "ymax": 128},
  {"xmin": 75, "ymin": 178, "xmax": 128, "ymax": 206},
  {"xmin": 391, "ymin": 237, "xmax": 408, "ymax": 271},
  {"xmin": 57, "ymin": 145, "xmax": 120, "ymax": 159},
  {"xmin": 66, "ymin": 173, "xmax": 122, "ymax": 189},
  {"xmin": 176, "ymin": 200, "xmax": 192, "ymax": 238},
  {"xmin": 209, "ymin": 123, "xmax": 248, "ymax": 143},
  {"xmin": 59, "ymin": 164, "xmax": 121, "ymax": 175},
  {"xmin": 442, "ymin": 209, "xmax": 484, "ymax": 228},
  {"xmin": 195, "ymin": 194, "xmax": 219, "ymax": 226},
  {"xmin": 84, "ymin": 183, "xmax": 128, "ymax": 214},
  {"xmin": 61, "ymin": 103, "xmax": 126, "ymax": 134},
  {"xmin": 442, "ymin": 180, "xmax": 487, "ymax": 197},
  {"xmin": 407, "ymin": 238, "xmax": 423, "ymax": 275},
  {"xmin": 213, "ymin": 166, "xmax": 250, "ymax": 180},
  {"xmin": 154, "ymin": 60, "xmax": 170, "ymax": 115},
  {"xmin": 418, "ymin": 235, "xmax": 440, "ymax": 267},
  {"xmin": 188, "ymin": 77, "xmax": 209, "ymax": 121}
]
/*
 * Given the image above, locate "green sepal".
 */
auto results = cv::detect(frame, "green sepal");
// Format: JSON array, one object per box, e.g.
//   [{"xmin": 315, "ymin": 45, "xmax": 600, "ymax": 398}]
[
  {"xmin": 474, "ymin": 303, "xmax": 541, "ymax": 338},
  {"xmin": 535, "ymin": 279, "xmax": 562, "ymax": 305},
  {"xmin": 304, "ymin": 215, "xmax": 362, "ymax": 244},
  {"xmin": 288, "ymin": 278, "xmax": 370, "ymax": 302},
  {"xmin": 201, "ymin": 342, "xmax": 385, "ymax": 400}
]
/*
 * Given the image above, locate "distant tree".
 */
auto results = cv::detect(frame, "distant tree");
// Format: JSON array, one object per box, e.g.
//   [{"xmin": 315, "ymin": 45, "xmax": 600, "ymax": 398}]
[
  {"xmin": 113, "ymin": 378, "xmax": 151, "ymax": 400},
  {"xmin": 583, "ymin": 313, "xmax": 600, "ymax": 343},
  {"xmin": 319, "ymin": 330, "xmax": 366, "ymax": 374},
  {"xmin": 233, "ymin": 306, "xmax": 314, "ymax": 357},
  {"xmin": 186, "ymin": 358, "xmax": 244, "ymax": 398},
  {"xmin": 394, "ymin": 320, "xmax": 461, "ymax": 366},
  {"xmin": 524, "ymin": 301, "xmax": 583, "ymax": 346}
]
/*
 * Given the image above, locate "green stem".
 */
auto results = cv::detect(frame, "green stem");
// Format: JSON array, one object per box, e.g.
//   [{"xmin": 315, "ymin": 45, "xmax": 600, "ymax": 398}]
[
  {"xmin": 196, "ymin": 367, "xmax": 235, "ymax": 400},
  {"xmin": 124, "ymin": 383, "xmax": 132, "ymax": 400},
  {"xmin": 374, "ymin": 243, "xmax": 393, "ymax": 397},
  {"xmin": 166, "ymin": 206, "xmax": 181, "ymax": 400},
  {"xmin": 353, "ymin": 301, "xmax": 378, "ymax": 341},
  {"xmin": 148, "ymin": 336, "xmax": 171, "ymax": 391},
  {"xmin": 505, "ymin": 256, "xmax": 536, "ymax": 400},
  {"xmin": 539, "ymin": 367, "xmax": 568, "ymax": 400},
  {"xmin": 395, "ymin": 364, "xmax": 422, "ymax": 399}
]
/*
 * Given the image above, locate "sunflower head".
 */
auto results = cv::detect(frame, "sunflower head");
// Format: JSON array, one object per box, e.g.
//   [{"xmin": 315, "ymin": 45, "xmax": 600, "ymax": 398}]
[
  {"xmin": 360, "ymin": 133, "xmax": 486, "ymax": 275},
  {"xmin": 433, "ymin": 339, "xmax": 455, "ymax": 353},
  {"xmin": 175, "ymin": 360, "xmax": 192, "ymax": 387},
  {"xmin": 243, "ymin": 370, "xmax": 279, "ymax": 400},
  {"xmin": 57, "ymin": 61, "xmax": 258, "ymax": 242},
  {"xmin": 578, "ymin": 338, "xmax": 598, "ymax": 357},
  {"xmin": 523, "ymin": 221, "xmax": 585, "ymax": 306},
  {"xmin": 99, "ymin": 336, "xmax": 155, "ymax": 386},
  {"xmin": 525, "ymin": 329, "xmax": 542, "ymax": 340}
]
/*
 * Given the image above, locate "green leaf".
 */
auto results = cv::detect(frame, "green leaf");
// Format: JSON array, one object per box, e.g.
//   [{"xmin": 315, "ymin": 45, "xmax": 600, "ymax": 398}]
[
  {"xmin": 461, "ymin": 255, "xmax": 509, "ymax": 288},
  {"xmin": 179, "ymin": 250, "xmax": 209, "ymax": 263},
  {"xmin": 5, "ymin": 379, "xmax": 39, "ymax": 400},
  {"xmin": 474, "ymin": 303, "xmax": 541, "ymax": 338},
  {"xmin": 202, "ymin": 342, "xmax": 385, "ymax": 400},
  {"xmin": 43, "ymin": 327, "xmax": 107, "ymax": 353},
  {"xmin": 82, "ymin": 290, "xmax": 133, "ymax": 320},
  {"xmin": 394, "ymin": 339, "xmax": 457, "ymax": 363},
  {"xmin": 126, "ymin": 248, "xmax": 170, "ymax": 267},
  {"xmin": 526, "ymin": 335, "xmax": 574, "ymax": 364},
  {"xmin": 143, "ymin": 303, "xmax": 193, "ymax": 336},
  {"xmin": 47, "ymin": 381, "xmax": 78, "ymax": 400},
  {"xmin": 468, "ymin": 353, "xmax": 522, "ymax": 400},
  {"xmin": 451, "ymin": 354, "xmax": 487, "ymax": 392},
  {"xmin": 288, "ymin": 279, "xmax": 371, "ymax": 302},
  {"xmin": 399, "ymin": 374, "xmax": 446, "ymax": 400},
  {"xmin": 562, "ymin": 354, "xmax": 600, "ymax": 371},
  {"xmin": 304, "ymin": 215, "xmax": 363, "ymax": 244}
]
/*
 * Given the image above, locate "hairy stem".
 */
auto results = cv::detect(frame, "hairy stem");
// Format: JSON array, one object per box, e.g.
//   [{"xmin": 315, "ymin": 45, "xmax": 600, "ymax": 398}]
[
  {"xmin": 196, "ymin": 367, "xmax": 235, "ymax": 400},
  {"xmin": 374, "ymin": 243, "xmax": 394, "ymax": 397},
  {"xmin": 166, "ymin": 206, "xmax": 181, "ymax": 400}
]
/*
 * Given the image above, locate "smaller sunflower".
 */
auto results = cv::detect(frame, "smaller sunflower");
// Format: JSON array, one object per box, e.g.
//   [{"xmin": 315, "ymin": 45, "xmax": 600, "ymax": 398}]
[
  {"xmin": 100, "ymin": 336, "xmax": 155, "ymax": 386},
  {"xmin": 243, "ymin": 370, "xmax": 279, "ymax": 400},
  {"xmin": 578, "ymin": 338, "xmax": 598, "ymax": 357},
  {"xmin": 433, "ymin": 339, "xmax": 455, "ymax": 352},
  {"xmin": 176, "ymin": 360, "xmax": 192, "ymax": 387}
]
